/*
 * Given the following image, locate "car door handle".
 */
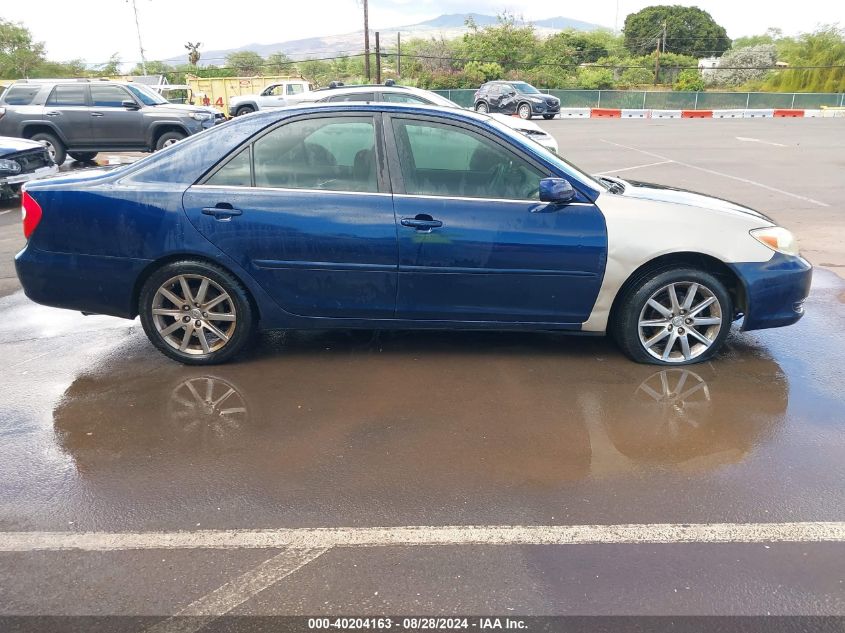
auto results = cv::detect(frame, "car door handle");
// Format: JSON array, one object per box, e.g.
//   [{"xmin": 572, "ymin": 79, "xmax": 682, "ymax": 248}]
[
  {"xmin": 90, "ymin": 112, "xmax": 104, "ymax": 117},
  {"xmin": 45, "ymin": 111, "xmax": 61, "ymax": 117},
  {"xmin": 401, "ymin": 216, "xmax": 443, "ymax": 231},
  {"xmin": 202, "ymin": 204, "xmax": 242, "ymax": 220}
]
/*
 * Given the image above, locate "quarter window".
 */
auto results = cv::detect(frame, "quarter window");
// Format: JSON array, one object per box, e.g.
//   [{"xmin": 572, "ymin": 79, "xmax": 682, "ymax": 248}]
[
  {"xmin": 2, "ymin": 84, "xmax": 40, "ymax": 105},
  {"xmin": 46, "ymin": 85, "xmax": 87, "ymax": 106},
  {"xmin": 252, "ymin": 116, "xmax": 378, "ymax": 192},
  {"xmin": 392, "ymin": 119, "xmax": 543, "ymax": 200},
  {"xmin": 91, "ymin": 85, "xmax": 131, "ymax": 107}
]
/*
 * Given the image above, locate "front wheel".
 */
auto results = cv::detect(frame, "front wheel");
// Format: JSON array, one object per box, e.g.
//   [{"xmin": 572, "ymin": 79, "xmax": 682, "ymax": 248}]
[
  {"xmin": 542, "ymin": 114, "xmax": 555, "ymax": 120},
  {"xmin": 155, "ymin": 131, "xmax": 186, "ymax": 151},
  {"xmin": 612, "ymin": 268, "xmax": 733, "ymax": 365},
  {"xmin": 235, "ymin": 105, "xmax": 256, "ymax": 116},
  {"xmin": 475, "ymin": 101, "xmax": 489, "ymax": 113},
  {"xmin": 517, "ymin": 103, "xmax": 533, "ymax": 119},
  {"xmin": 139, "ymin": 261, "xmax": 256, "ymax": 364}
]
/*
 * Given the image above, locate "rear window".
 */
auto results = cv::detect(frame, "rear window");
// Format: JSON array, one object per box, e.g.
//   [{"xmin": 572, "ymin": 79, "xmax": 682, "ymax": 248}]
[
  {"xmin": 46, "ymin": 85, "xmax": 87, "ymax": 106},
  {"xmin": 3, "ymin": 84, "xmax": 40, "ymax": 105}
]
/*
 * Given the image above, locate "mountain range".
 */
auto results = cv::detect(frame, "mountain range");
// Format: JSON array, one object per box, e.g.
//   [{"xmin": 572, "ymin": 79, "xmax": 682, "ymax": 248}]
[{"xmin": 163, "ymin": 13, "xmax": 607, "ymax": 67}]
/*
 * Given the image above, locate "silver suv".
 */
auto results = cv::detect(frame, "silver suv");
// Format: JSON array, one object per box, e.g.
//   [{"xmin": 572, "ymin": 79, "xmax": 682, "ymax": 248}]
[{"xmin": 0, "ymin": 79, "xmax": 225, "ymax": 164}]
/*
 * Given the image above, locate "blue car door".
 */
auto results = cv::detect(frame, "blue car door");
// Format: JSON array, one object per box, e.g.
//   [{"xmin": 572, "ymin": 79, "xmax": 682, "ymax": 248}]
[
  {"xmin": 385, "ymin": 114, "xmax": 606, "ymax": 325},
  {"xmin": 182, "ymin": 113, "xmax": 397, "ymax": 319}
]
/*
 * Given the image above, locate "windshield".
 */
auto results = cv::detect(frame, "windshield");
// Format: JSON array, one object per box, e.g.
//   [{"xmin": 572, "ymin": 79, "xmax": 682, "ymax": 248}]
[
  {"xmin": 126, "ymin": 83, "xmax": 169, "ymax": 106},
  {"xmin": 486, "ymin": 117, "xmax": 603, "ymax": 191},
  {"xmin": 512, "ymin": 82, "xmax": 540, "ymax": 94}
]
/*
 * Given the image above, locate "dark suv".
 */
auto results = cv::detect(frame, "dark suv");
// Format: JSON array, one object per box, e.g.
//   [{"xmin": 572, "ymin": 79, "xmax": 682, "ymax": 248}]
[
  {"xmin": 0, "ymin": 79, "xmax": 225, "ymax": 164},
  {"xmin": 473, "ymin": 81, "xmax": 560, "ymax": 120}
]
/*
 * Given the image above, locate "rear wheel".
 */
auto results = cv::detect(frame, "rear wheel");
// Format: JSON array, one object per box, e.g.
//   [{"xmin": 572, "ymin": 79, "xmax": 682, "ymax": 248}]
[
  {"xmin": 155, "ymin": 130, "xmax": 186, "ymax": 151},
  {"xmin": 235, "ymin": 105, "xmax": 256, "ymax": 116},
  {"xmin": 30, "ymin": 132, "xmax": 66, "ymax": 165},
  {"xmin": 475, "ymin": 101, "xmax": 489, "ymax": 113},
  {"xmin": 139, "ymin": 261, "xmax": 256, "ymax": 365},
  {"xmin": 517, "ymin": 103, "xmax": 533, "ymax": 119},
  {"xmin": 612, "ymin": 268, "xmax": 732, "ymax": 365},
  {"xmin": 68, "ymin": 151, "xmax": 97, "ymax": 162}
]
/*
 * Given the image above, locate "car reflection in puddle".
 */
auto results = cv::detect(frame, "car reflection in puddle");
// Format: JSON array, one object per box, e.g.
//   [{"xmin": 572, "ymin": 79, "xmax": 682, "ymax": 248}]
[{"xmin": 52, "ymin": 331, "xmax": 787, "ymax": 503}]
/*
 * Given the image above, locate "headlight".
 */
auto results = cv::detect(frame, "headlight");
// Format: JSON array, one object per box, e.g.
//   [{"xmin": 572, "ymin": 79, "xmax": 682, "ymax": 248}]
[
  {"xmin": 750, "ymin": 227, "xmax": 800, "ymax": 256},
  {"xmin": 189, "ymin": 112, "xmax": 213, "ymax": 121},
  {"xmin": 0, "ymin": 159, "xmax": 21, "ymax": 174},
  {"xmin": 528, "ymin": 97, "xmax": 543, "ymax": 103}
]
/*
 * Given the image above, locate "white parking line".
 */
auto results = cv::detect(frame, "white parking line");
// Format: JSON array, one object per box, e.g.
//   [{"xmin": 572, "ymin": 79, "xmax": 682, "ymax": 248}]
[
  {"xmin": 736, "ymin": 136, "xmax": 788, "ymax": 147},
  {"xmin": 600, "ymin": 138, "xmax": 830, "ymax": 207},
  {"xmin": 0, "ymin": 209, "xmax": 14, "ymax": 216},
  {"xmin": 144, "ymin": 547, "xmax": 328, "ymax": 633},
  {"xmin": 596, "ymin": 160, "xmax": 674, "ymax": 175},
  {"xmin": 2, "ymin": 522, "xmax": 843, "ymax": 552}
]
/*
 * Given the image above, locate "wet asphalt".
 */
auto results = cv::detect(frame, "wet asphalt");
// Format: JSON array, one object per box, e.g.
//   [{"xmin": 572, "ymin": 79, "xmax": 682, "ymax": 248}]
[{"xmin": 0, "ymin": 120, "xmax": 843, "ymax": 622}]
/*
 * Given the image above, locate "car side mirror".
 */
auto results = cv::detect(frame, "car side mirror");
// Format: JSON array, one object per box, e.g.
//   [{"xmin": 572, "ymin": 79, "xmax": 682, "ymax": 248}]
[
  {"xmin": 539, "ymin": 177, "xmax": 576, "ymax": 204},
  {"xmin": 122, "ymin": 100, "xmax": 140, "ymax": 110}
]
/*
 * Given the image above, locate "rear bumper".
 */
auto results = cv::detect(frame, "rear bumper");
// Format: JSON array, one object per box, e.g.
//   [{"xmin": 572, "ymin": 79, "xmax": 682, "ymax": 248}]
[
  {"xmin": 729, "ymin": 253, "xmax": 813, "ymax": 331},
  {"xmin": 15, "ymin": 245, "xmax": 150, "ymax": 319}
]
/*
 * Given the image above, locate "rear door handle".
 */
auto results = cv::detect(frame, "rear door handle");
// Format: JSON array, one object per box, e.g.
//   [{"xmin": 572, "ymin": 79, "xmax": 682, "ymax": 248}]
[
  {"xmin": 90, "ymin": 112, "xmax": 104, "ymax": 117},
  {"xmin": 401, "ymin": 217, "xmax": 443, "ymax": 231},
  {"xmin": 202, "ymin": 204, "xmax": 242, "ymax": 220}
]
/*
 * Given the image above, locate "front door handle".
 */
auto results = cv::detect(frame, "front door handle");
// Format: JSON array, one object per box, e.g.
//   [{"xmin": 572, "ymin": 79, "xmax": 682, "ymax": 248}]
[
  {"xmin": 45, "ymin": 111, "xmax": 61, "ymax": 117},
  {"xmin": 202, "ymin": 203, "xmax": 242, "ymax": 220},
  {"xmin": 401, "ymin": 216, "xmax": 443, "ymax": 231},
  {"xmin": 90, "ymin": 112, "xmax": 105, "ymax": 117}
]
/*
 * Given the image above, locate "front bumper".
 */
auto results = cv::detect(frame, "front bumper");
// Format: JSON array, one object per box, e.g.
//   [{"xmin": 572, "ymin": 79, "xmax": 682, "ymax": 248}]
[
  {"xmin": 729, "ymin": 252, "xmax": 812, "ymax": 331},
  {"xmin": 531, "ymin": 101, "xmax": 560, "ymax": 114},
  {"xmin": 1, "ymin": 164, "xmax": 59, "ymax": 187}
]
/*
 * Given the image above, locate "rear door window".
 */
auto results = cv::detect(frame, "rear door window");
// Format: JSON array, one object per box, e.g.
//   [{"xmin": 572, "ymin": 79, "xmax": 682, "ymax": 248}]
[
  {"xmin": 2, "ymin": 84, "xmax": 40, "ymax": 105},
  {"xmin": 46, "ymin": 85, "xmax": 87, "ymax": 106},
  {"xmin": 382, "ymin": 93, "xmax": 431, "ymax": 104}
]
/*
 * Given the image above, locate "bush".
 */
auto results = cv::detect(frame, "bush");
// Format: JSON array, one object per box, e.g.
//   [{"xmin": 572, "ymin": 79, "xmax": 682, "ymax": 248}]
[
  {"xmin": 674, "ymin": 69, "xmax": 705, "ymax": 91},
  {"xmin": 462, "ymin": 61, "xmax": 504, "ymax": 84},
  {"xmin": 576, "ymin": 67, "xmax": 615, "ymax": 89}
]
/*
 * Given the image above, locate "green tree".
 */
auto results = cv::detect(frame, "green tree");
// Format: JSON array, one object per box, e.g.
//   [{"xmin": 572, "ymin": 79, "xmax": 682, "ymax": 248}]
[
  {"xmin": 28, "ymin": 59, "xmax": 88, "ymax": 78},
  {"xmin": 459, "ymin": 12, "xmax": 540, "ymax": 72},
  {"xmin": 543, "ymin": 29, "xmax": 622, "ymax": 67},
  {"xmin": 576, "ymin": 67, "xmax": 615, "ymax": 89},
  {"xmin": 674, "ymin": 68, "xmax": 705, "ymax": 90},
  {"xmin": 94, "ymin": 53, "xmax": 122, "ymax": 77},
  {"xmin": 0, "ymin": 19, "xmax": 46, "ymax": 78},
  {"xmin": 128, "ymin": 60, "xmax": 175, "ymax": 76},
  {"xmin": 266, "ymin": 52, "xmax": 295, "ymax": 75},
  {"xmin": 623, "ymin": 5, "xmax": 730, "ymax": 57},
  {"xmin": 225, "ymin": 50, "xmax": 264, "ymax": 76},
  {"xmin": 764, "ymin": 26, "xmax": 845, "ymax": 92},
  {"xmin": 462, "ymin": 61, "xmax": 504, "ymax": 83}
]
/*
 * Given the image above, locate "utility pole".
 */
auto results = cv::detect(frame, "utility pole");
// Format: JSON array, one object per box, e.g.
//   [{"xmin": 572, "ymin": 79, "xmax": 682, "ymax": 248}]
[
  {"xmin": 362, "ymin": 0, "xmax": 371, "ymax": 81},
  {"xmin": 662, "ymin": 20, "xmax": 667, "ymax": 53},
  {"xmin": 375, "ymin": 32, "xmax": 381, "ymax": 84},
  {"xmin": 653, "ymin": 35, "xmax": 661, "ymax": 85},
  {"xmin": 397, "ymin": 32, "xmax": 401, "ymax": 78},
  {"xmin": 128, "ymin": 0, "xmax": 148, "ymax": 75}
]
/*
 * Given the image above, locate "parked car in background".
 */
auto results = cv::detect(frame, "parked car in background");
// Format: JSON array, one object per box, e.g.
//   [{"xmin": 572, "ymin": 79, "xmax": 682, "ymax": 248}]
[
  {"xmin": 474, "ymin": 81, "xmax": 561, "ymax": 119},
  {"xmin": 15, "ymin": 103, "xmax": 810, "ymax": 366},
  {"xmin": 299, "ymin": 81, "xmax": 559, "ymax": 153},
  {"xmin": 227, "ymin": 79, "xmax": 313, "ymax": 117},
  {"xmin": 0, "ymin": 136, "xmax": 58, "ymax": 198},
  {"xmin": 0, "ymin": 79, "xmax": 224, "ymax": 165}
]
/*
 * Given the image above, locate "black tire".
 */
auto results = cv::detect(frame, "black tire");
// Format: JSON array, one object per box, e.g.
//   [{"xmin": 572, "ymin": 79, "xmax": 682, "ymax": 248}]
[
  {"xmin": 30, "ymin": 132, "xmax": 66, "ymax": 165},
  {"xmin": 235, "ymin": 105, "xmax": 255, "ymax": 116},
  {"xmin": 517, "ymin": 102, "xmax": 533, "ymax": 119},
  {"xmin": 543, "ymin": 114, "xmax": 555, "ymax": 120},
  {"xmin": 139, "ymin": 260, "xmax": 256, "ymax": 365},
  {"xmin": 68, "ymin": 151, "xmax": 98, "ymax": 162},
  {"xmin": 474, "ymin": 101, "xmax": 489, "ymax": 113},
  {"xmin": 154, "ymin": 130, "xmax": 187, "ymax": 151},
  {"xmin": 611, "ymin": 267, "xmax": 733, "ymax": 366}
]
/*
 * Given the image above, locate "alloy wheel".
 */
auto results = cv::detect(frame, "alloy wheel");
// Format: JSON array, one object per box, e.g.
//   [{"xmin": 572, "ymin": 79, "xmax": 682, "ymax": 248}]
[
  {"xmin": 637, "ymin": 281, "xmax": 723, "ymax": 363},
  {"xmin": 518, "ymin": 104, "xmax": 531, "ymax": 119},
  {"xmin": 151, "ymin": 274, "xmax": 237, "ymax": 356}
]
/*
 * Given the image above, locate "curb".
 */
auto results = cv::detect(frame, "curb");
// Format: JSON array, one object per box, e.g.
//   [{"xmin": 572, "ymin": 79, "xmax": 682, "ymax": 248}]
[{"xmin": 550, "ymin": 108, "xmax": 845, "ymax": 120}]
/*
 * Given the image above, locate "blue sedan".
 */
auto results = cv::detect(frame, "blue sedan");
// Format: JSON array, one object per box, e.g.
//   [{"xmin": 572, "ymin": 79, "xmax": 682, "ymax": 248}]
[{"xmin": 15, "ymin": 104, "xmax": 812, "ymax": 365}]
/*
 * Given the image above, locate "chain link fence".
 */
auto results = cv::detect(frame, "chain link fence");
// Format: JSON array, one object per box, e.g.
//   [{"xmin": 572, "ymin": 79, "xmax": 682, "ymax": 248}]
[{"xmin": 433, "ymin": 89, "xmax": 845, "ymax": 110}]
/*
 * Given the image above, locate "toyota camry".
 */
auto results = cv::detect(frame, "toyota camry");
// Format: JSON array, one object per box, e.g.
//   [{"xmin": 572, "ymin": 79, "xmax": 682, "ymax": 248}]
[{"xmin": 15, "ymin": 103, "xmax": 812, "ymax": 365}]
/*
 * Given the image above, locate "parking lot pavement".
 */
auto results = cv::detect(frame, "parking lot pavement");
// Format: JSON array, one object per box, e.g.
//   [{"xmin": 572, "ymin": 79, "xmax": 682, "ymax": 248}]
[
  {"xmin": 539, "ymin": 118, "xmax": 845, "ymax": 278},
  {"xmin": 0, "ymin": 124, "xmax": 843, "ymax": 624}
]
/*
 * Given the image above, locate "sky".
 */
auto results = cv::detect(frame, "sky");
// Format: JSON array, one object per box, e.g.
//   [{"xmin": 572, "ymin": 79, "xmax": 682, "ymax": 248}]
[{"xmin": 2, "ymin": 0, "xmax": 842, "ymax": 67}]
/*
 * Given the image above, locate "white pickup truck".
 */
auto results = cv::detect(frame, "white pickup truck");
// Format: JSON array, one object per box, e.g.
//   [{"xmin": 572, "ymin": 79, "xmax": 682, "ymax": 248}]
[{"xmin": 227, "ymin": 80, "xmax": 312, "ymax": 117}]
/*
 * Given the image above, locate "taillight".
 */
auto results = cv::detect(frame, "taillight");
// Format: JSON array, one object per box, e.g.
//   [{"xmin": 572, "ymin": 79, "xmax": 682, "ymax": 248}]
[{"xmin": 21, "ymin": 191, "xmax": 42, "ymax": 239}]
